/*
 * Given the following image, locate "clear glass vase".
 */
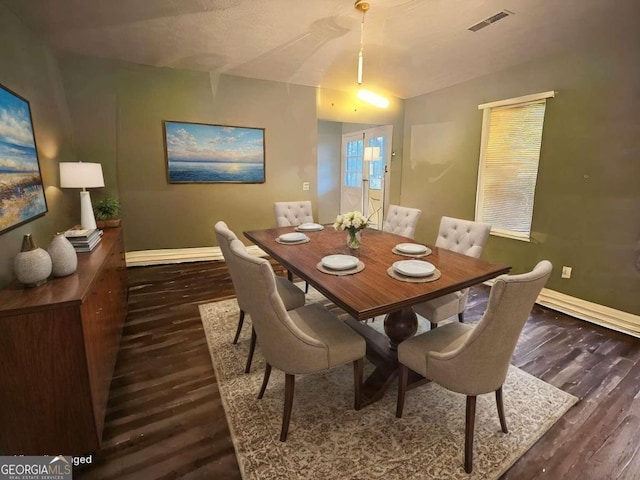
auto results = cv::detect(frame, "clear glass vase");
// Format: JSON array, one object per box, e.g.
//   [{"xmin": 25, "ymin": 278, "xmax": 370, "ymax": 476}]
[{"xmin": 347, "ymin": 230, "xmax": 362, "ymax": 249}]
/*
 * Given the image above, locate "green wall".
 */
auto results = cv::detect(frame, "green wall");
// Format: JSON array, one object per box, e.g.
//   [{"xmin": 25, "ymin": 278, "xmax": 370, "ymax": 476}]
[
  {"xmin": 317, "ymin": 121, "xmax": 342, "ymax": 224},
  {"xmin": 58, "ymin": 56, "xmax": 319, "ymax": 251},
  {"xmin": 57, "ymin": 57, "xmax": 405, "ymax": 252},
  {"xmin": 0, "ymin": 5, "xmax": 78, "ymax": 288},
  {"xmin": 402, "ymin": 38, "xmax": 640, "ymax": 314}
]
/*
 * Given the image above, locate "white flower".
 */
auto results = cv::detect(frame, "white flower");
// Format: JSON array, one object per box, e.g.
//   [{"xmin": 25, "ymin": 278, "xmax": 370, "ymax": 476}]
[{"xmin": 333, "ymin": 211, "xmax": 369, "ymax": 232}]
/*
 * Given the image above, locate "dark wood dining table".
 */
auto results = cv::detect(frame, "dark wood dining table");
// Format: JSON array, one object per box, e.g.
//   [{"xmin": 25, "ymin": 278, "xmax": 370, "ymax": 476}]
[{"xmin": 244, "ymin": 225, "xmax": 511, "ymax": 407}]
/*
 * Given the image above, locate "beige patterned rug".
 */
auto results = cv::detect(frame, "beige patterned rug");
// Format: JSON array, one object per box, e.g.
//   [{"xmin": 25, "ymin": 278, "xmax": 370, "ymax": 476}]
[{"xmin": 199, "ymin": 290, "xmax": 577, "ymax": 479}]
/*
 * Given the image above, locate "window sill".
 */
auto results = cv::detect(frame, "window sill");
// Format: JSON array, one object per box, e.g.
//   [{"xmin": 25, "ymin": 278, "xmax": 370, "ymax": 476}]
[{"xmin": 489, "ymin": 228, "xmax": 531, "ymax": 242}]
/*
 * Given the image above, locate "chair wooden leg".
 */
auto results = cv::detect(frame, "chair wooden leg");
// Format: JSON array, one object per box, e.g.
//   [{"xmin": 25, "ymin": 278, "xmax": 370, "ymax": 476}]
[
  {"xmin": 305, "ymin": 282, "xmax": 309, "ymax": 293},
  {"xmin": 280, "ymin": 374, "xmax": 295, "ymax": 442},
  {"xmin": 465, "ymin": 395, "xmax": 477, "ymax": 474},
  {"xmin": 495, "ymin": 386, "xmax": 509, "ymax": 433},
  {"xmin": 232, "ymin": 310, "xmax": 245, "ymax": 344},
  {"xmin": 244, "ymin": 327, "xmax": 257, "ymax": 373},
  {"xmin": 257, "ymin": 363, "xmax": 272, "ymax": 399},
  {"xmin": 353, "ymin": 358, "xmax": 363, "ymax": 410},
  {"xmin": 430, "ymin": 321, "xmax": 438, "ymax": 330},
  {"xmin": 287, "ymin": 270, "xmax": 293, "ymax": 282},
  {"xmin": 458, "ymin": 312, "xmax": 465, "ymax": 323},
  {"xmin": 396, "ymin": 364, "xmax": 409, "ymax": 418}
]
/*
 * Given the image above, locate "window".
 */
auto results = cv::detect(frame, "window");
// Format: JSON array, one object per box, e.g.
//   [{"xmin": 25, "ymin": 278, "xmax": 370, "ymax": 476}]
[
  {"xmin": 344, "ymin": 138, "xmax": 363, "ymax": 187},
  {"xmin": 475, "ymin": 91, "xmax": 554, "ymax": 241}
]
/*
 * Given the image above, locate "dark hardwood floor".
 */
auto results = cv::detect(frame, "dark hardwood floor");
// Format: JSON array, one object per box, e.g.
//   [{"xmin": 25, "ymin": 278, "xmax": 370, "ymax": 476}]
[{"xmin": 77, "ymin": 261, "xmax": 640, "ymax": 480}]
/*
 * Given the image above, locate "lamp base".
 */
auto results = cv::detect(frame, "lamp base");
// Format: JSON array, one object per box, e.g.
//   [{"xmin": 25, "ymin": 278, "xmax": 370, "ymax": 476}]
[{"xmin": 80, "ymin": 191, "xmax": 97, "ymax": 230}]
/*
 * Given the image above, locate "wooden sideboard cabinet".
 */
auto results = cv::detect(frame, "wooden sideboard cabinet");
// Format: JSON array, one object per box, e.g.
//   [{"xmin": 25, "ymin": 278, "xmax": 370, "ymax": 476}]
[{"xmin": 0, "ymin": 227, "xmax": 127, "ymax": 455}]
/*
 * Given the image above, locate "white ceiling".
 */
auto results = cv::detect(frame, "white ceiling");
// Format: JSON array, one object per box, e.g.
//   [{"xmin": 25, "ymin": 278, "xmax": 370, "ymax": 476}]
[{"xmin": 2, "ymin": 0, "xmax": 634, "ymax": 99}]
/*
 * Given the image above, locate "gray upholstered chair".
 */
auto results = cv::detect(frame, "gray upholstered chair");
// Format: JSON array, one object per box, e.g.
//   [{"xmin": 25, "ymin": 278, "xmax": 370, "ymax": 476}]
[
  {"xmin": 382, "ymin": 204, "xmax": 422, "ymax": 239},
  {"xmin": 274, "ymin": 201, "xmax": 314, "ymax": 227},
  {"xmin": 227, "ymin": 238, "xmax": 366, "ymax": 441},
  {"xmin": 396, "ymin": 260, "xmax": 552, "ymax": 473},
  {"xmin": 413, "ymin": 216, "xmax": 491, "ymax": 330},
  {"xmin": 214, "ymin": 221, "xmax": 305, "ymax": 373},
  {"xmin": 274, "ymin": 200, "xmax": 313, "ymax": 292}
]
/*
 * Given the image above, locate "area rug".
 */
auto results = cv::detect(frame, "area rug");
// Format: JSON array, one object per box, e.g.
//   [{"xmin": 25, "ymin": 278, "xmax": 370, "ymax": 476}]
[{"xmin": 199, "ymin": 290, "xmax": 577, "ymax": 479}]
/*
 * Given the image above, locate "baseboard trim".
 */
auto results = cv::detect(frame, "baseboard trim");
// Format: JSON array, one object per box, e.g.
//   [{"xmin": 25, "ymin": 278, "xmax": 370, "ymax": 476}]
[
  {"xmin": 127, "ymin": 248, "xmax": 639, "ymax": 337},
  {"xmin": 483, "ymin": 279, "xmax": 640, "ymax": 337},
  {"xmin": 536, "ymin": 288, "xmax": 640, "ymax": 337},
  {"xmin": 125, "ymin": 246, "xmax": 267, "ymax": 267}
]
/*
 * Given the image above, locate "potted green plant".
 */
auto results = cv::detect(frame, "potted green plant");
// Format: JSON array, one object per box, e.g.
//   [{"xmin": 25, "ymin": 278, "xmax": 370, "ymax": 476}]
[{"xmin": 93, "ymin": 196, "xmax": 121, "ymax": 228}]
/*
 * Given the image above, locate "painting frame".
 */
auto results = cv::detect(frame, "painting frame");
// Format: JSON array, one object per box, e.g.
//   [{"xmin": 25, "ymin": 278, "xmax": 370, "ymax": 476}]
[
  {"xmin": 0, "ymin": 82, "xmax": 48, "ymax": 235},
  {"xmin": 163, "ymin": 121, "xmax": 266, "ymax": 184}
]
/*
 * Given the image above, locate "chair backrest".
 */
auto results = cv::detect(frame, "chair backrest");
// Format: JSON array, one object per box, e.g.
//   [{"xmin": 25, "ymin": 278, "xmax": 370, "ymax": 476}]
[
  {"xmin": 428, "ymin": 260, "xmax": 552, "ymax": 396},
  {"xmin": 274, "ymin": 201, "xmax": 313, "ymax": 227},
  {"xmin": 435, "ymin": 216, "xmax": 491, "ymax": 258},
  {"xmin": 214, "ymin": 221, "xmax": 251, "ymax": 312},
  {"xmin": 227, "ymin": 238, "xmax": 330, "ymax": 373},
  {"xmin": 382, "ymin": 204, "xmax": 422, "ymax": 239},
  {"xmin": 434, "ymin": 216, "xmax": 492, "ymax": 312}
]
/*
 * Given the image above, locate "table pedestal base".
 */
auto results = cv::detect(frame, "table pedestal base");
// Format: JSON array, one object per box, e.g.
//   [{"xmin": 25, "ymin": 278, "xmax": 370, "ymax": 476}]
[
  {"xmin": 383, "ymin": 307, "xmax": 418, "ymax": 350},
  {"xmin": 345, "ymin": 312, "xmax": 426, "ymax": 408}
]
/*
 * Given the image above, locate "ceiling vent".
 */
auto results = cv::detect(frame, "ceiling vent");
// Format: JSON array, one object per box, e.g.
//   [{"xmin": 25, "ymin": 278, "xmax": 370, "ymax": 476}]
[{"xmin": 468, "ymin": 10, "xmax": 513, "ymax": 32}]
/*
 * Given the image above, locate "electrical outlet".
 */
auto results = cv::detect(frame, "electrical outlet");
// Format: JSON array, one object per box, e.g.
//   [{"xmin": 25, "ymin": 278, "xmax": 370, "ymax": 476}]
[
  {"xmin": 561, "ymin": 266, "xmax": 572, "ymax": 279},
  {"xmin": 302, "ymin": 182, "xmax": 309, "ymax": 191}
]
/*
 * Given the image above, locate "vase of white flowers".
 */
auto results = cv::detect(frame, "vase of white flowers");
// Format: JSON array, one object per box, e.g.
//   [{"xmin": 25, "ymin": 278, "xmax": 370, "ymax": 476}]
[{"xmin": 334, "ymin": 211, "xmax": 369, "ymax": 249}]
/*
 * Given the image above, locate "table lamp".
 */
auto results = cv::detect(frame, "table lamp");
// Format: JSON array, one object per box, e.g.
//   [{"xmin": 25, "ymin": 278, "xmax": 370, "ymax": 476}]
[
  {"xmin": 363, "ymin": 146, "xmax": 380, "ymax": 162},
  {"xmin": 59, "ymin": 162, "xmax": 105, "ymax": 230}
]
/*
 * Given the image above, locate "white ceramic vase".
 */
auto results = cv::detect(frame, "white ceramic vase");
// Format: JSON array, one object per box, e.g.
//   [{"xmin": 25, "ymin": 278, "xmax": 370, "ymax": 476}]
[
  {"xmin": 14, "ymin": 234, "xmax": 52, "ymax": 287},
  {"xmin": 47, "ymin": 233, "xmax": 78, "ymax": 277}
]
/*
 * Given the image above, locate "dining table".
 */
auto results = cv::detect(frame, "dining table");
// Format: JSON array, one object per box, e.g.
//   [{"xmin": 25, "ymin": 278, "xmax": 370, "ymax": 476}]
[{"xmin": 244, "ymin": 225, "xmax": 511, "ymax": 407}]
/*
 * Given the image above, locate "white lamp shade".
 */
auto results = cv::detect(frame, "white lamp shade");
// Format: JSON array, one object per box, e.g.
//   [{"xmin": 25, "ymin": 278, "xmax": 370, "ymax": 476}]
[
  {"xmin": 59, "ymin": 162, "xmax": 105, "ymax": 189},
  {"xmin": 363, "ymin": 146, "xmax": 381, "ymax": 162}
]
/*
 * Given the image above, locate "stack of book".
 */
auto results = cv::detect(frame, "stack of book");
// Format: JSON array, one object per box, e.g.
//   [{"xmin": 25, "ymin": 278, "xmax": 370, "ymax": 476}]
[{"xmin": 64, "ymin": 228, "xmax": 103, "ymax": 253}]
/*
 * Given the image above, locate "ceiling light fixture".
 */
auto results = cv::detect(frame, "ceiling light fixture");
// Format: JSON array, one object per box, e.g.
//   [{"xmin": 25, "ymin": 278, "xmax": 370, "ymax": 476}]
[
  {"xmin": 358, "ymin": 89, "xmax": 389, "ymax": 108},
  {"xmin": 355, "ymin": 0, "xmax": 369, "ymax": 85},
  {"xmin": 353, "ymin": 1, "xmax": 390, "ymax": 109}
]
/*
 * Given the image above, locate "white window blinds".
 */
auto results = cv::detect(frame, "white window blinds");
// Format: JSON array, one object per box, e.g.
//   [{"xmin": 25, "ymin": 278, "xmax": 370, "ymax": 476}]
[{"xmin": 476, "ymin": 92, "xmax": 553, "ymax": 241}]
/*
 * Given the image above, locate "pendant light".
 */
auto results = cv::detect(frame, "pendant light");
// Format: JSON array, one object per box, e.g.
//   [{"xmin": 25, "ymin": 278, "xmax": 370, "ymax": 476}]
[
  {"xmin": 355, "ymin": 0, "xmax": 370, "ymax": 85},
  {"xmin": 354, "ymin": 0, "xmax": 390, "ymax": 109}
]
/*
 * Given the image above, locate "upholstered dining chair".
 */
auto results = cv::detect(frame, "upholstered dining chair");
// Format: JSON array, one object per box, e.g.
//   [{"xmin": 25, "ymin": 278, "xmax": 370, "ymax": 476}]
[
  {"xmin": 382, "ymin": 204, "xmax": 422, "ymax": 239},
  {"xmin": 227, "ymin": 237, "xmax": 366, "ymax": 441},
  {"xmin": 413, "ymin": 216, "xmax": 491, "ymax": 330},
  {"xmin": 274, "ymin": 200, "xmax": 313, "ymax": 292},
  {"xmin": 274, "ymin": 200, "xmax": 314, "ymax": 227},
  {"xmin": 214, "ymin": 221, "xmax": 305, "ymax": 373},
  {"xmin": 396, "ymin": 260, "xmax": 552, "ymax": 473}
]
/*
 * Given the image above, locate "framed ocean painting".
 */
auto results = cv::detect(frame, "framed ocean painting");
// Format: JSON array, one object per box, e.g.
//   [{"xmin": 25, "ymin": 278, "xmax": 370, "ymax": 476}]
[
  {"xmin": 0, "ymin": 83, "xmax": 47, "ymax": 234},
  {"xmin": 163, "ymin": 121, "xmax": 265, "ymax": 183}
]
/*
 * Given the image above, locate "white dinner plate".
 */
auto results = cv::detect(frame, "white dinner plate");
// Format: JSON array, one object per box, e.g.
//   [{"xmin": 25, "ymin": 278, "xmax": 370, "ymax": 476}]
[
  {"xmin": 321, "ymin": 254, "xmax": 359, "ymax": 271},
  {"xmin": 392, "ymin": 260, "xmax": 436, "ymax": 277},
  {"xmin": 296, "ymin": 223, "xmax": 324, "ymax": 231},
  {"xmin": 395, "ymin": 243, "xmax": 428, "ymax": 254},
  {"xmin": 278, "ymin": 232, "xmax": 308, "ymax": 243}
]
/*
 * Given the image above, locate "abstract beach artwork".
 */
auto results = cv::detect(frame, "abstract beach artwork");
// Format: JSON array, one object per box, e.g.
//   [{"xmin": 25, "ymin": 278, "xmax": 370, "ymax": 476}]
[
  {"xmin": 163, "ymin": 121, "xmax": 265, "ymax": 183},
  {"xmin": 0, "ymin": 83, "xmax": 47, "ymax": 234}
]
